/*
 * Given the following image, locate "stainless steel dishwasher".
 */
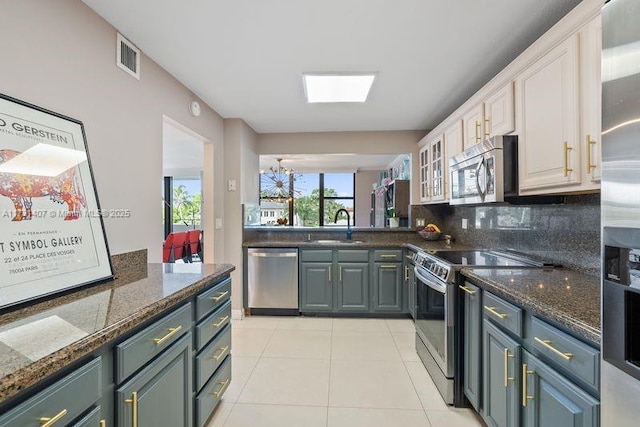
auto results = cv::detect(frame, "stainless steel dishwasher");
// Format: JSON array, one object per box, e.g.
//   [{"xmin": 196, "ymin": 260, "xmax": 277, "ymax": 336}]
[{"xmin": 247, "ymin": 248, "xmax": 298, "ymax": 314}]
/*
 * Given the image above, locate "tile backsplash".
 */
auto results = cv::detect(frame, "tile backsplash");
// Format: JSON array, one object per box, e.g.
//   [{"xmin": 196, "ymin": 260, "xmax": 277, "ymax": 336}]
[{"xmin": 412, "ymin": 194, "xmax": 600, "ymax": 275}]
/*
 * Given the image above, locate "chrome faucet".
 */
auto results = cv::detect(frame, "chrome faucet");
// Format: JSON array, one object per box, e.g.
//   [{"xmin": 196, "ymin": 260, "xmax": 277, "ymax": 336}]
[{"xmin": 334, "ymin": 208, "xmax": 353, "ymax": 240}]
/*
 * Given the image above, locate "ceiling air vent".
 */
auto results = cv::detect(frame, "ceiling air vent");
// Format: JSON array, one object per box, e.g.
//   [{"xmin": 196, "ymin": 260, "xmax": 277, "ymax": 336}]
[{"xmin": 116, "ymin": 33, "xmax": 140, "ymax": 80}]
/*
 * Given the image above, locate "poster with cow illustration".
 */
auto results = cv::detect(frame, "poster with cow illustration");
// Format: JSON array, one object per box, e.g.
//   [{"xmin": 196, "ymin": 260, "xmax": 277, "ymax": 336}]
[{"xmin": 0, "ymin": 93, "xmax": 113, "ymax": 309}]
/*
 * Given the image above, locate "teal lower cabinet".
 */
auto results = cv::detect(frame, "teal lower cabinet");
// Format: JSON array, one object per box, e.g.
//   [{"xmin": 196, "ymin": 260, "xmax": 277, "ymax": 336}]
[
  {"xmin": 461, "ymin": 282, "xmax": 481, "ymax": 411},
  {"xmin": 300, "ymin": 262, "xmax": 333, "ymax": 311},
  {"xmin": 521, "ymin": 351, "xmax": 599, "ymax": 427},
  {"xmin": 336, "ymin": 262, "xmax": 369, "ymax": 312},
  {"xmin": 373, "ymin": 262, "xmax": 403, "ymax": 312},
  {"xmin": 0, "ymin": 357, "xmax": 103, "ymax": 427},
  {"xmin": 483, "ymin": 319, "xmax": 521, "ymax": 427},
  {"xmin": 71, "ymin": 406, "xmax": 103, "ymax": 426},
  {"xmin": 116, "ymin": 333, "xmax": 192, "ymax": 427},
  {"xmin": 196, "ymin": 357, "xmax": 232, "ymax": 427}
]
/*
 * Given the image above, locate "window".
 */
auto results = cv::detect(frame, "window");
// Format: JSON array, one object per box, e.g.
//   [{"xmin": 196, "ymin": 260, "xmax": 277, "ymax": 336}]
[{"xmin": 259, "ymin": 172, "xmax": 355, "ymax": 226}]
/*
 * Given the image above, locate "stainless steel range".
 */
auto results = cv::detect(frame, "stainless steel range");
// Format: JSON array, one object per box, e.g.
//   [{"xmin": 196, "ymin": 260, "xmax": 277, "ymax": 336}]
[{"xmin": 413, "ymin": 249, "xmax": 544, "ymax": 406}]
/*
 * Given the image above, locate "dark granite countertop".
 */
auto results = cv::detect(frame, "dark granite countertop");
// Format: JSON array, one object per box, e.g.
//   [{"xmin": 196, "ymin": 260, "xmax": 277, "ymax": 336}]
[
  {"xmin": 462, "ymin": 267, "xmax": 600, "ymax": 347},
  {"xmin": 243, "ymin": 240, "xmax": 470, "ymax": 251},
  {"xmin": 0, "ymin": 263, "xmax": 234, "ymax": 403}
]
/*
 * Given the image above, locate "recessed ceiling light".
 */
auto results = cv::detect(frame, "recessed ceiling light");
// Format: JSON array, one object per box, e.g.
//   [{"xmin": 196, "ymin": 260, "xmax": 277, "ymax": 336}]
[{"xmin": 302, "ymin": 73, "xmax": 376, "ymax": 103}]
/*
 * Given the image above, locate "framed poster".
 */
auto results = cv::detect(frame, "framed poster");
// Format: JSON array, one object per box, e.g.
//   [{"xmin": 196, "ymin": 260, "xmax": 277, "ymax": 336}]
[{"xmin": 0, "ymin": 93, "xmax": 113, "ymax": 310}]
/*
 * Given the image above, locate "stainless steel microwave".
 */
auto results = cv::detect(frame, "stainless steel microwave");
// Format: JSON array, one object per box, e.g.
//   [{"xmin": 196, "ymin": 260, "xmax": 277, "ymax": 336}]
[{"xmin": 448, "ymin": 135, "xmax": 517, "ymax": 205}]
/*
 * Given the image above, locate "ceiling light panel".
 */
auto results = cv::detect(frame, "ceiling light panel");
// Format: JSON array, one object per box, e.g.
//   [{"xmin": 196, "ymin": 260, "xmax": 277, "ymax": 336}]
[{"xmin": 303, "ymin": 73, "xmax": 376, "ymax": 103}]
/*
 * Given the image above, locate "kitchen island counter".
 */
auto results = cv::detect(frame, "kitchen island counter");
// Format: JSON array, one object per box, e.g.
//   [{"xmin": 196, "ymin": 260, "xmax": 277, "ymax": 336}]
[
  {"xmin": 462, "ymin": 267, "xmax": 600, "ymax": 346},
  {"xmin": 0, "ymin": 262, "xmax": 235, "ymax": 403}
]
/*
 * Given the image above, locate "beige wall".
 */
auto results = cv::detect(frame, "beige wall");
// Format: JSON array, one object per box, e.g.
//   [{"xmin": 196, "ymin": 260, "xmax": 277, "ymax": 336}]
[
  {"xmin": 355, "ymin": 170, "xmax": 382, "ymax": 226},
  {"xmin": 0, "ymin": 0, "xmax": 226, "ymax": 261},
  {"xmin": 224, "ymin": 119, "xmax": 258, "ymax": 313}
]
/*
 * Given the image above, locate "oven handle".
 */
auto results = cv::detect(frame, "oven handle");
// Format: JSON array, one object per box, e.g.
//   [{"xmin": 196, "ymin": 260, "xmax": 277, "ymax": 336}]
[{"xmin": 414, "ymin": 266, "xmax": 447, "ymax": 294}]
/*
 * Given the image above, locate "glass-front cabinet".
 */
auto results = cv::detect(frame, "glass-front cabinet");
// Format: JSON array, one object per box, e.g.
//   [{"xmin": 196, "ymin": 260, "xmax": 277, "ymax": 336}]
[{"xmin": 418, "ymin": 132, "xmax": 447, "ymax": 204}]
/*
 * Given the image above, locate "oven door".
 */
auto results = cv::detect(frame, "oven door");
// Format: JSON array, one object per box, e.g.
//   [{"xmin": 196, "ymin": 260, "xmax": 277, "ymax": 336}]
[{"xmin": 414, "ymin": 266, "xmax": 454, "ymax": 377}]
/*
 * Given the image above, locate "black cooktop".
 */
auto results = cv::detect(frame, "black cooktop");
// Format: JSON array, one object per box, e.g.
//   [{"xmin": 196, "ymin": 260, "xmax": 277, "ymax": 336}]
[{"xmin": 428, "ymin": 250, "xmax": 538, "ymax": 267}]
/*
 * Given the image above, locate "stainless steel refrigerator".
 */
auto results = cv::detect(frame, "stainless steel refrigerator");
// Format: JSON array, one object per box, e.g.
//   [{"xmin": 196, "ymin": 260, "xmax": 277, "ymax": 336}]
[{"xmin": 601, "ymin": 0, "xmax": 640, "ymax": 425}]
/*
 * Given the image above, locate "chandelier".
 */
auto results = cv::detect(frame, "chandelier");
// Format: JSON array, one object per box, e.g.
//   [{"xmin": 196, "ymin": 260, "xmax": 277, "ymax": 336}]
[{"xmin": 260, "ymin": 158, "xmax": 301, "ymax": 202}]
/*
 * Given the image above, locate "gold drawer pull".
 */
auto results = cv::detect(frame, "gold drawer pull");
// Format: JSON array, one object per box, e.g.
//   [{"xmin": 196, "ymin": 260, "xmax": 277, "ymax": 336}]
[
  {"xmin": 213, "ymin": 379, "xmax": 230, "ymax": 398},
  {"xmin": 484, "ymin": 305, "xmax": 507, "ymax": 320},
  {"xmin": 504, "ymin": 348, "xmax": 514, "ymax": 387},
  {"xmin": 459, "ymin": 285, "xmax": 477, "ymax": 295},
  {"xmin": 380, "ymin": 254, "xmax": 397, "ymax": 259},
  {"xmin": 380, "ymin": 264, "xmax": 397, "ymax": 269},
  {"xmin": 534, "ymin": 337, "xmax": 573, "ymax": 361},
  {"xmin": 100, "ymin": 420, "xmax": 106, "ymax": 427},
  {"xmin": 213, "ymin": 316, "xmax": 230, "ymax": 328},
  {"xmin": 210, "ymin": 291, "xmax": 229, "ymax": 302},
  {"xmin": 405, "ymin": 255, "xmax": 413, "ymax": 260},
  {"xmin": 564, "ymin": 141, "xmax": 573, "ymax": 176},
  {"xmin": 522, "ymin": 363, "xmax": 535, "ymax": 407},
  {"xmin": 153, "ymin": 325, "xmax": 182, "ymax": 345},
  {"xmin": 124, "ymin": 391, "xmax": 138, "ymax": 427},
  {"xmin": 586, "ymin": 134, "xmax": 597, "ymax": 172},
  {"xmin": 404, "ymin": 266, "xmax": 409, "ymax": 281},
  {"xmin": 213, "ymin": 346, "xmax": 229, "ymax": 361},
  {"xmin": 39, "ymin": 409, "xmax": 67, "ymax": 427},
  {"xmin": 328, "ymin": 265, "xmax": 332, "ymax": 282}
]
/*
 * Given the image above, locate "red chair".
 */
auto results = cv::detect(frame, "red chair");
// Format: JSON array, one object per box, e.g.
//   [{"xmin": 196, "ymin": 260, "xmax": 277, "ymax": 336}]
[
  {"xmin": 172, "ymin": 231, "xmax": 187, "ymax": 261},
  {"xmin": 162, "ymin": 233, "xmax": 175, "ymax": 262},
  {"xmin": 185, "ymin": 229, "xmax": 202, "ymax": 262}
]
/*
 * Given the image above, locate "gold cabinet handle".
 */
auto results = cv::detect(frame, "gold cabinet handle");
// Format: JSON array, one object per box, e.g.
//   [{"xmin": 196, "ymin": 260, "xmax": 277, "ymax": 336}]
[
  {"xmin": 586, "ymin": 134, "xmax": 597, "ymax": 172},
  {"xmin": 475, "ymin": 121, "xmax": 481, "ymax": 142},
  {"xmin": 153, "ymin": 325, "xmax": 182, "ymax": 345},
  {"xmin": 484, "ymin": 118, "xmax": 490, "ymax": 137},
  {"xmin": 210, "ymin": 291, "xmax": 229, "ymax": 302},
  {"xmin": 484, "ymin": 305, "xmax": 507, "ymax": 320},
  {"xmin": 339, "ymin": 266, "xmax": 343, "ymax": 282},
  {"xmin": 504, "ymin": 348, "xmax": 514, "ymax": 387},
  {"xmin": 405, "ymin": 255, "xmax": 413, "ymax": 261},
  {"xmin": 404, "ymin": 266, "xmax": 409, "ymax": 281},
  {"xmin": 100, "ymin": 420, "xmax": 106, "ymax": 427},
  {"xmin": 124, "ymin": 391, "xmax": 138, "ymax": 427},
  {"xmin": 522, "ymin": 363, "xmax": 535, "ymax": 407},
  {"xmin": 459, "ymin": 285, "xmax": 477, "ymax": 295},
  {"xmin": 39, "ymin": 409, "xmax": 67, "ymax": 427},
  {"xmin": 213, "ymin": 345, "xmax": 229, "ymax": 361},
  {"xmin": 380, "ymin": 254, "xmax": 397, "ymax": 259},
  {"xmin": 534, "ymin": 337, "xmax": 573, "ymax": 361},
  {"xmin": 213, "ymin": 379, "xmax": 230, "ymax": 398},
  {"xmin": 328, "ymin": 265, "xmax": 332, "ymax": 282},
  {"xmin": 213, "ymin": 316, "xmax": 230, "ymax": 328},
  {"xmin": 564, "ymin": 141, "xmax": 573, "ymax": 176},
  {"xmin": 380, "ymin": 264, "xmax": 397, "ymax": 269}
]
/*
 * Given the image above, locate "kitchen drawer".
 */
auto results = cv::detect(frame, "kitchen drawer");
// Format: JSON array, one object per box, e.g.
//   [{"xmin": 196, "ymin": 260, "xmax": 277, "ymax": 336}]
[
  {"xmin": 0, "ymin": 357, "xmax": 102, "ymax": 427},
  {"xmin": 195, "ymin": 356, "xmax": 231, "ymax": 427},
  {"xmin": 196, "ymin": 278, "xmax": 231, "ymax": 321},
  {"xmin": 530, "ymin": 316, "xmax": 600, "ymax": 390},
  {"xmin": 483, "ymin": 292, "xmax": 523, "ymax": 337},
  {"xmin": 300, "ymin": 249, "xmax": 333, "ymax": 262},
  {"xmin": 337, "ymin": 249, "xmax": 369, "ymax": 262},
  {"xmin": 115, "ymin": 303, "xmax": 192, "ymax": 384},
  {"xmin": 196, "ymin": 300, "xmax": 231, "ymax": 351},
  {"xmin": 70, "ymin": 405, "xmax": 101, "ymax": 427},
  {"xmin": 195, "ymin": 324, "xmax": 232, "ymax": 392},
  {"xmin": 373, "ymin": 249, "xmax": 402, "ymax": 262}
]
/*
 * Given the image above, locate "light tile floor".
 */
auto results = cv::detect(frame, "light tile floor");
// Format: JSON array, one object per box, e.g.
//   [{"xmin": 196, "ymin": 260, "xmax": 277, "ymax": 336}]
[{"xmin": 207, "ymin": 316, "xmax": 485, "ymax": 427}]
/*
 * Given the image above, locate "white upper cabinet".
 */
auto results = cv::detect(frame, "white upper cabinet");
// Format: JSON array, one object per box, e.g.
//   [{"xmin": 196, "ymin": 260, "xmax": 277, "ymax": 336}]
[
  {"xmin": 484, "ymin": 82, "xmax": 515, "ymax": 138},
  {"xmin": 579, "ymin": 14, "xmax": 602, "ymax": 184},
  {"xmin": 418, "ymin": 132, "xmax": 448, "ymax": 204},
  {"xmin": 516, "ymin": 33, "xmax": 581, "ymax": 192},
  {"xmin": 462, "ymin": 104, "xmax": 484, "ymax": 150}
]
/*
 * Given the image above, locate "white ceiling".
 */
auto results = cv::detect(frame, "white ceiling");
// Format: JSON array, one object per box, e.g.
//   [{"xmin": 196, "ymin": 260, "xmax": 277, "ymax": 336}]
[
  {"xmin": 83, "ymin": 0, "xmax": 581, "ymax": 133},
  {"xmin": 162, "ymin": 121, "xmax": 203, "ymax": 177}
]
